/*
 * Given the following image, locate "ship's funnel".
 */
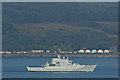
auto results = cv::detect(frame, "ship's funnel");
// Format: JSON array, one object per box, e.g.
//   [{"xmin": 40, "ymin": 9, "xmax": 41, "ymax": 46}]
[
  {"xmin": 67, "ymin": 57, "xmax": 69, "ymax": 60},
  {"xmin": 63, "ymin": 57, "xmax": 65, "ymax": 59},
  {"xmin": 58, "ymin": 55, "xmax": 60, "ymax": 58}
]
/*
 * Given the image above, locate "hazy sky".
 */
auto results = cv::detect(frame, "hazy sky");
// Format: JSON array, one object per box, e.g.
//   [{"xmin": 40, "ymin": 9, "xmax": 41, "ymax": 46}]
[{"xmin": 1, "ymin": 0, "xmax": 120, "ymax": 2}]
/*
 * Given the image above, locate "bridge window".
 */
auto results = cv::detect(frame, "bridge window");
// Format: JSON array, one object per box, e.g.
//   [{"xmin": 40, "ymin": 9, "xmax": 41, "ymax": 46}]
[
  {"xmin": 49, "ymin": 64, "xmax": 55, "ymax": 66},
  {"xmin": 56, "ymin": 62, "xmax": 60, "ymax": 64}
]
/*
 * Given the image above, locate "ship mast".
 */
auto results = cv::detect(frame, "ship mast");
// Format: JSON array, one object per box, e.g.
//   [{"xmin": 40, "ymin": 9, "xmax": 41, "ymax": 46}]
[{"xmin": 58, "ymin": 55, "xmax": 60, "ymax": 59}]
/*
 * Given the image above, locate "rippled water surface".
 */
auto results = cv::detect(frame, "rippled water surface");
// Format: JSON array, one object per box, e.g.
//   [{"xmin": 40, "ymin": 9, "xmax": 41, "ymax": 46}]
[{"xmin": 2, "ymin": 57, "xmax": 118, "ymax": 78}]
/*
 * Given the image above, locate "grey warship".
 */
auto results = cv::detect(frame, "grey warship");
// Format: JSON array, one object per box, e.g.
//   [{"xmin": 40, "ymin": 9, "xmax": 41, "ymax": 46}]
[{"xmin": 27, "ymin": 55, "xmax": 97, "ymax": 72}]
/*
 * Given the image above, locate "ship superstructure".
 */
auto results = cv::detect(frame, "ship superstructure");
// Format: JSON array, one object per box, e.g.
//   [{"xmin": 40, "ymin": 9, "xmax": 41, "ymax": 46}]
[{"xmin": 27, "ymin": 55, "xmax": 97, "ymax": 72}]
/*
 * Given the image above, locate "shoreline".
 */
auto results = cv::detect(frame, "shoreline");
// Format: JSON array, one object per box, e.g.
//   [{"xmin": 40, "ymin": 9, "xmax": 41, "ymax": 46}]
[{"xmin": 2, "ymin": 54, "xmax": 118, "ymax": 58}]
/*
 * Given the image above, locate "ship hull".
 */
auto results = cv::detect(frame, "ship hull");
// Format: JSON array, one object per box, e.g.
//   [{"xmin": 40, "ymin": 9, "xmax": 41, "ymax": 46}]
[{"xmin": 27, "ymin": 65, "xmax": 97, "ymax": 72}]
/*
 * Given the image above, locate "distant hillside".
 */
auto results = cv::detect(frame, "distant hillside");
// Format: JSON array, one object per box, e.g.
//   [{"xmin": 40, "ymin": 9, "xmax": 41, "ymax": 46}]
[
  {"xmin": 2, "ymin": 2, "xmax": 118, "ymax": 51},
  {"xmin": 3, "ymin": 3, "xmax": 118, "ymax": 23}
]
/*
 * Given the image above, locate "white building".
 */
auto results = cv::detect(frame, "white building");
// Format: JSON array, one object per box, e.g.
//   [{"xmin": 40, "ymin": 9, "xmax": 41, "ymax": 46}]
[
  {"xmin": 104, "ymin": 50, "xmax": 109, "ymax": 53},
  {"xmin": 46, "ymin": 50, "xmax": 50, "ymax": 53},
  {"xmin": 98, "ymin": 50, "xmax": 103, "ymax": 53},
  {"xmin": 17, "ymin": 51, "xmax": 27, "ymax": 54},
  {"xmin": 78, "ymin": 50, "xmax": 84, "ymax": 53},
  {"xmin": 91, "ymin": 50, "xmax": 97, "ymax": 53},
  {"xmin": 32, "ymin": 50, "xmax": 44, "ymax": 53},
  {"xmin": 85, "ymin": 50, "xmax": 90, "ymax": 53},
  {"xmin": 1, "ymin": 51, "xmax": 11, "ymax": 54}
]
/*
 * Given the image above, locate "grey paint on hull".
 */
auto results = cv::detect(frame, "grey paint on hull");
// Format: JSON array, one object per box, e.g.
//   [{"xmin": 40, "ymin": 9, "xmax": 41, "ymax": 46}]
[{"xmin": 27, "ymin": 55, "xmax": 97, "ymax": 72}]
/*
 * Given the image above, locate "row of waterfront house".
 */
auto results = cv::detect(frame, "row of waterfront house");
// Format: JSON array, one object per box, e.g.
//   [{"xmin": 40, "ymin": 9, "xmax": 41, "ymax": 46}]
[
  {"xmin": 76, "ymin": 49, "xmax": 109, "ymax": 53},
  {"xmin": 0, "ymin": 49, "xmax": 110, "ymax": 54},
  {"xmin": 59, "ymin": 49, "xmax": 110, "ymax": 53}
]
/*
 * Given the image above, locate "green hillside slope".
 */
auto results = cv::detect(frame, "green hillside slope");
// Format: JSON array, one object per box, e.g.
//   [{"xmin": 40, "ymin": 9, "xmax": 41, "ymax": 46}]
[{"xmin": 2, "ymin": 2, "xmax": 118, "ymax": 51}]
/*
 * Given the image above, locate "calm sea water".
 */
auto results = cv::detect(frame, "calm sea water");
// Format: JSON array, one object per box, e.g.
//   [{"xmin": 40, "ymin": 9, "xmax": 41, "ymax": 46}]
[{"xmin": 2, "ymin": 57, "xmax": 118, "ymax": 78}]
